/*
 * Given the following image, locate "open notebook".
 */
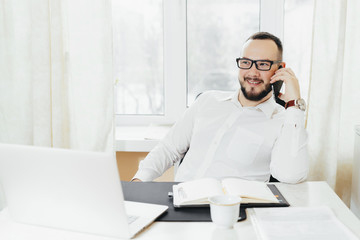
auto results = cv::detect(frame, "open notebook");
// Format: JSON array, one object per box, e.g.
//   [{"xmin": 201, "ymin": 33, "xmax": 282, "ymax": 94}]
[{"xmin": 172, "ymin": 178, "xmax": 289, "ymax": 208}]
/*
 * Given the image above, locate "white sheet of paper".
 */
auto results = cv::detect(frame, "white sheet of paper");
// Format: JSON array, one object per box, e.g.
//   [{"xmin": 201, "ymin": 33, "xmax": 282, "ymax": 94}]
[{"xmin": 251, "ymin": 206, "xmax": 358, "ymax": 240}]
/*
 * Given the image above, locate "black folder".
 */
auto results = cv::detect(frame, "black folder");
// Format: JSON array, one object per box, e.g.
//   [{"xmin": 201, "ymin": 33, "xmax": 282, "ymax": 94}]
[{"xmin": 121, "ymin": 181, "xmax": 289, "ymax": 222}]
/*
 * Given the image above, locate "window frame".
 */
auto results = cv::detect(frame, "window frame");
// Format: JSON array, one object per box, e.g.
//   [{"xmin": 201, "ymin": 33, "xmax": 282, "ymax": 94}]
[{"xmin": 115, "ymin": 0, "xmax": 284, "ymax": 126}]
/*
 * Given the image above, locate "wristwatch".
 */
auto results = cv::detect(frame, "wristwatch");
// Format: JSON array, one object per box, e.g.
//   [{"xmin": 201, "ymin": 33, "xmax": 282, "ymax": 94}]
[{"xmin": 285, "ymin": 98, "xmax": 306, "ymax": 111}]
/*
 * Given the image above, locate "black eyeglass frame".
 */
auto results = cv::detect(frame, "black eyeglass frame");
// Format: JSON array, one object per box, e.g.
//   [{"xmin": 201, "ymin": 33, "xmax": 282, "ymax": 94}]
[{"xmin": 236, "ymin": 57, "xmax": 282, "ymax": 71}]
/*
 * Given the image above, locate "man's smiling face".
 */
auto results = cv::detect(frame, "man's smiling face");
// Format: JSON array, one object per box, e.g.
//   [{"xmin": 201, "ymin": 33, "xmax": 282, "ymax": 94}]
[{"xmin": 238, "ymin": 39, "xmax": 281, "ymax": 101}]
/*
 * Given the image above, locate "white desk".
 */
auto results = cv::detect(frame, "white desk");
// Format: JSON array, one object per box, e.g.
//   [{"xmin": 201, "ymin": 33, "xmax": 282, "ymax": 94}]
[{"xmin": 0, "ymin": 181, "xmax": 359, "ymax": 240}]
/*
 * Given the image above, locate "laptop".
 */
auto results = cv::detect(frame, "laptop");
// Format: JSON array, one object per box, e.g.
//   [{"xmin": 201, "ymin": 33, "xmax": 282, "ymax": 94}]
[{"xmin": 0, "ymin": 143, "xmax": 168, "ymax": 239}]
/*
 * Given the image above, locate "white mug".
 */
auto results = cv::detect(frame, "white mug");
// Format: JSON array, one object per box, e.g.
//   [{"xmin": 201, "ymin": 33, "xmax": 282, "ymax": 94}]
[{"xmin": 208, "ymin": 195, "xmax": 241, "ymax": 229}]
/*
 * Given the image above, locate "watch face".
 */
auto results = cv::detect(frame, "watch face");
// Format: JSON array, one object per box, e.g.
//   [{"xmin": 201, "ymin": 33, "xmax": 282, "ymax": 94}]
[{"xmin": 296, "ymin": 99, "xmax": 306, "ymax": 111}]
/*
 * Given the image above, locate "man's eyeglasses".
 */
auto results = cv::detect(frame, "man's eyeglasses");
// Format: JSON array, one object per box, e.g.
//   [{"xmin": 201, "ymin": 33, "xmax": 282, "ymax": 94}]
[{"xmin": 236, "ymin": 58, "xmax": 282, "ymax": 71}]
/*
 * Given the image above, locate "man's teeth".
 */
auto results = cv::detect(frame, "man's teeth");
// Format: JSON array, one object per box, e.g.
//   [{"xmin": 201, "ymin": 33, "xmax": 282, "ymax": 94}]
[{"xmin": 248, "ymin": 80, "xmax": 261, "ymax": 84}]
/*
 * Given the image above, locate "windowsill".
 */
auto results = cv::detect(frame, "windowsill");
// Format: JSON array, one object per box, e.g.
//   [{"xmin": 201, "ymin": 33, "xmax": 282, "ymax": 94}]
[{"xmin": 115, "ymin": 125, "xmax": 171, "ymax": 152}]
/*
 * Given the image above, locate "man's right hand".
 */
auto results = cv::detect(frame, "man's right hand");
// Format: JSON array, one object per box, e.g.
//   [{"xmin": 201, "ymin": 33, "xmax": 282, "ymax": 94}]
[{"xmin": 131, "ymin": 178, "xmax": 142, "ymax": 182}]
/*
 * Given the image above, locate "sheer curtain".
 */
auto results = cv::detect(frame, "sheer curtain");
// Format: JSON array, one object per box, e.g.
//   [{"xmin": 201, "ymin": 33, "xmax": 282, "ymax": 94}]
[
  {"xmin": 0, "ymin": 0, "xmax": 114, "ymax": 209},
  {"xmin": 306, "ymin": 0, "xmax": 360, "ymax": 206}
]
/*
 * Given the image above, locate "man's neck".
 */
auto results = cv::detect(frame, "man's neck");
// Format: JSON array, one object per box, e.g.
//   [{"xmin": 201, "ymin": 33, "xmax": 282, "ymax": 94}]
[{"xmin": 238, "ymin": 91, "xmax": 272, "ymax": 107}]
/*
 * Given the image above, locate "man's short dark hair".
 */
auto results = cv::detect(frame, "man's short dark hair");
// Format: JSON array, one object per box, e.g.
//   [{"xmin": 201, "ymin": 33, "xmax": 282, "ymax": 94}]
[{"xmin": 247, "ymin": 32, "xmax": 283, "ymax": 60}]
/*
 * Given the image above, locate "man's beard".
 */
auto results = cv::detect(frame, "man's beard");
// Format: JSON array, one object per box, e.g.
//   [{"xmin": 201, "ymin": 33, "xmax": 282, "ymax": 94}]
[{"xmin": 240, "ymin": 77, "xmax": 272, "ymax": 101}]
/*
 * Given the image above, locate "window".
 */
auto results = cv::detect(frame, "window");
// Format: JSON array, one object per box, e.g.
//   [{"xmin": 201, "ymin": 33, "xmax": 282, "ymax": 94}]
[
  {"xmin": 112, "ymin": 0, "xmax": 164, "ymax": 115},
  {"xmin": 187, "ymin": 0, "xmax": 259, "ymax": 105},
  {"xmin": 113, "ymin": 0, "xmax": 314, "ymax": 126}
]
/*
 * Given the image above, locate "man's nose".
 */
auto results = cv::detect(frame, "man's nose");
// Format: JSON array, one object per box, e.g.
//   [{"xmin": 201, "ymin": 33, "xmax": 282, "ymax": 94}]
[{"xmin": 247, "ymin": 63, "xmax": 260, "ymax": 74}]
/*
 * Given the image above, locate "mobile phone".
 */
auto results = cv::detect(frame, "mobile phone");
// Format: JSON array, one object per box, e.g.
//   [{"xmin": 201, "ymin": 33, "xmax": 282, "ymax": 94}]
[{"xmin": 272, "ymin": 65, "xmax": 285, "ymax": 106}]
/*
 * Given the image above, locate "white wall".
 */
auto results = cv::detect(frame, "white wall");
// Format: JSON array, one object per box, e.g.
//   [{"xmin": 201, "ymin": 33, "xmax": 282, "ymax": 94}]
[
  {"xmin": 0, "ymin": 184, "xmax": 5, "ymax": 211},
  {"xmin": 351, "ymin": 125, "xmax": 360, "ymax": 219}
]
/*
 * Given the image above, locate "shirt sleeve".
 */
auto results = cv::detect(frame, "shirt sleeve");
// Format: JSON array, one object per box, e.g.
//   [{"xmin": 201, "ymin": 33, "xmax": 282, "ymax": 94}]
[
  {"xmin": 132, "ymin": 97, "xmax": 201, "ymax": 182},
  {"xmin": 270, "ymin": 107, "xmax": 309, "ymax": 183}
]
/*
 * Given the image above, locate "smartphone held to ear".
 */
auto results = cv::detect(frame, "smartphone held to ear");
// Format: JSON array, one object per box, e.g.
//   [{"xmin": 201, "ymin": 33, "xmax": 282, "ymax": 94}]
[
  {"xmin": 272, "ymin": 65, "xmax": 285, "ymax": 106},
  {"xmin": 272, "ymin": 65, "xmax": 283, "ymax": 97}
]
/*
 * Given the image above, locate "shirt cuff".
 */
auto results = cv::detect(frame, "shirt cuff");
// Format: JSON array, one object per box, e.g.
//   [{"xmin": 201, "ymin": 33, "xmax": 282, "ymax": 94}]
[
  {"xmin": 132, "ymin": 168, "xmax": 158, "ymax": 182},
  {"xmin": 284, "ymin": 107, "xmax": 305, "ymax": 127}
]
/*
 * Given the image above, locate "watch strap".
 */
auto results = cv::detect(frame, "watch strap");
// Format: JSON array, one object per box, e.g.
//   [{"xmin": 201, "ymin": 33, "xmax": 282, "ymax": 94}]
[{"xmin": 285, "ymin": 100, "xmax": 296, "ymax": 109}]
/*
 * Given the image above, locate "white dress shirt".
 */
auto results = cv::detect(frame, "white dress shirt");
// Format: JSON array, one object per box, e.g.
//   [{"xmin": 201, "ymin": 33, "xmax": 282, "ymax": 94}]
[{"xmin": 133, "ymin": 90, "xmax": 309, "ymax": 183}]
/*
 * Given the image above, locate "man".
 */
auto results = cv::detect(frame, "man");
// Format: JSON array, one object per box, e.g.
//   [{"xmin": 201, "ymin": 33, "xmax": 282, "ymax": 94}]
[{"xmin": 133, "ymin": 32, "xmax": 308, "ymax": 183}]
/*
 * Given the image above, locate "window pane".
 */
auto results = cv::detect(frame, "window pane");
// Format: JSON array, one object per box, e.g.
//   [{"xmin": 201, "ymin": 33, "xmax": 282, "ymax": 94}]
[
  {"xmin": 284, "ymin": 0, "xmax": 314, "ymax": 103},
  {"xmin": 113, "ymin": 0, "xmax": 164, "ymax": 115},
  {"xmin": 187, "ymin": 0, "xmax": 260, "ymax": 105}
]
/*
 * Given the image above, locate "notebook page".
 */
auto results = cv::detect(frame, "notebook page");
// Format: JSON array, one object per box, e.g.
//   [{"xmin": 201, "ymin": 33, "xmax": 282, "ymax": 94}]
[
  {"xmin": 174, "ymin": 178, "xmax": 224, "ymax": 204},
  {"xmin": 221, "ymin": 178, "xmax": 278, "ymax": 202}
]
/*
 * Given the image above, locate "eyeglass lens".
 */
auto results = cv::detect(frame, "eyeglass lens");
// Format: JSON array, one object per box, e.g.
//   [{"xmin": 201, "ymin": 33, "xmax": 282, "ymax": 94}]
[{"xmin": 238, "ymin": 59, "xmax": 272, "ymax": 71}]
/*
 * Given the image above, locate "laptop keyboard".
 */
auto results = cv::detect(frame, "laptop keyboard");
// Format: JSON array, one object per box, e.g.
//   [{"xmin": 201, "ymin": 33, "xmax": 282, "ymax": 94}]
[{"xmin": 127, "ymin": 215, "xmax": 139, "ymax": 224}]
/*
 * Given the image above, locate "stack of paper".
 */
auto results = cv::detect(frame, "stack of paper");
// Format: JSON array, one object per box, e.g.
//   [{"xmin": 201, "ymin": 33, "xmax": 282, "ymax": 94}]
[{"xmin": 251, "ymin": 206, "xmax": 358, "ymax": 240}]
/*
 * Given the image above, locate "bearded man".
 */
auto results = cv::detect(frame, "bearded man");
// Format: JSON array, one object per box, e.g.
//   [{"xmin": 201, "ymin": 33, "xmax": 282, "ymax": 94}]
[{"xmin": 133, "ymin": 32, "xmax": 308, "ymax": 184}]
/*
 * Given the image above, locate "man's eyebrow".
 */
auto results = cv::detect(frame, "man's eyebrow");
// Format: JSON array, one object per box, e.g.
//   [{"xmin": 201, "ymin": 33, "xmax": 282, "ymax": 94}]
[
  {"xmin": 255, "ymin": 58, "xmax": 272, "ymax": 61},
  {"xmin": 241, "ymin": 57, "xmax": 272, "ymax": 61}
]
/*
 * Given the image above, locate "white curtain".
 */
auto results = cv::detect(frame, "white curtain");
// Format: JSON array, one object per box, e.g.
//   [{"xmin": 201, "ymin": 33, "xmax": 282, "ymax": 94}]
[
  {"xmin": 0, "ymin": 0, "xmax": 114, "ymax": 209},
  {"xmin": 306, "ymin": 0, "xmax": 360, "ymax": 206}
]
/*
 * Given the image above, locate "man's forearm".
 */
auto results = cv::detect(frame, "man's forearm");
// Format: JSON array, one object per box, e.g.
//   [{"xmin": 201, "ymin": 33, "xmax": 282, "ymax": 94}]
[
  {"xmin": 132, "ymin": 144, "xmax": 173, "ymax": 181},
  {"xmin": 270, "ymin": 109, "xmax": 309, "ymax": 183},
  {"xmin": 132, "ymin": 96, "xmax": 199, "ymax": 181},
  {"xmin": 132, "ymin": 140, "xmax": 187, "ymax": 181}
]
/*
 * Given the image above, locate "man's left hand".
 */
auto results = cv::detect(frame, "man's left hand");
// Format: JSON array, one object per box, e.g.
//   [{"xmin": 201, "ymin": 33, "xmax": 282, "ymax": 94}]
[{"xmin": 270, "ymin": 67, "xmax": 301, "ymax": 102}]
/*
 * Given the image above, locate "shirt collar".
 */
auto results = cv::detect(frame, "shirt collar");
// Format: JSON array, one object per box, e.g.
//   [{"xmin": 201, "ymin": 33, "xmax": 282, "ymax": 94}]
[
  {"xmin": 254, "ymin": 96, "xmax": 279, "ymax": 119},
  {"xmin": 221, "ymin": 89, "xmax": 279, "ymax": 119}
]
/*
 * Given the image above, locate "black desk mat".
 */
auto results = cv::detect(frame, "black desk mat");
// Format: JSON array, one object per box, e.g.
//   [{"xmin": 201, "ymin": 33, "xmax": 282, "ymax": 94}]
[{"xmin": 121, "ymin": 181, "xmax": 247, "ymax": 222}]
